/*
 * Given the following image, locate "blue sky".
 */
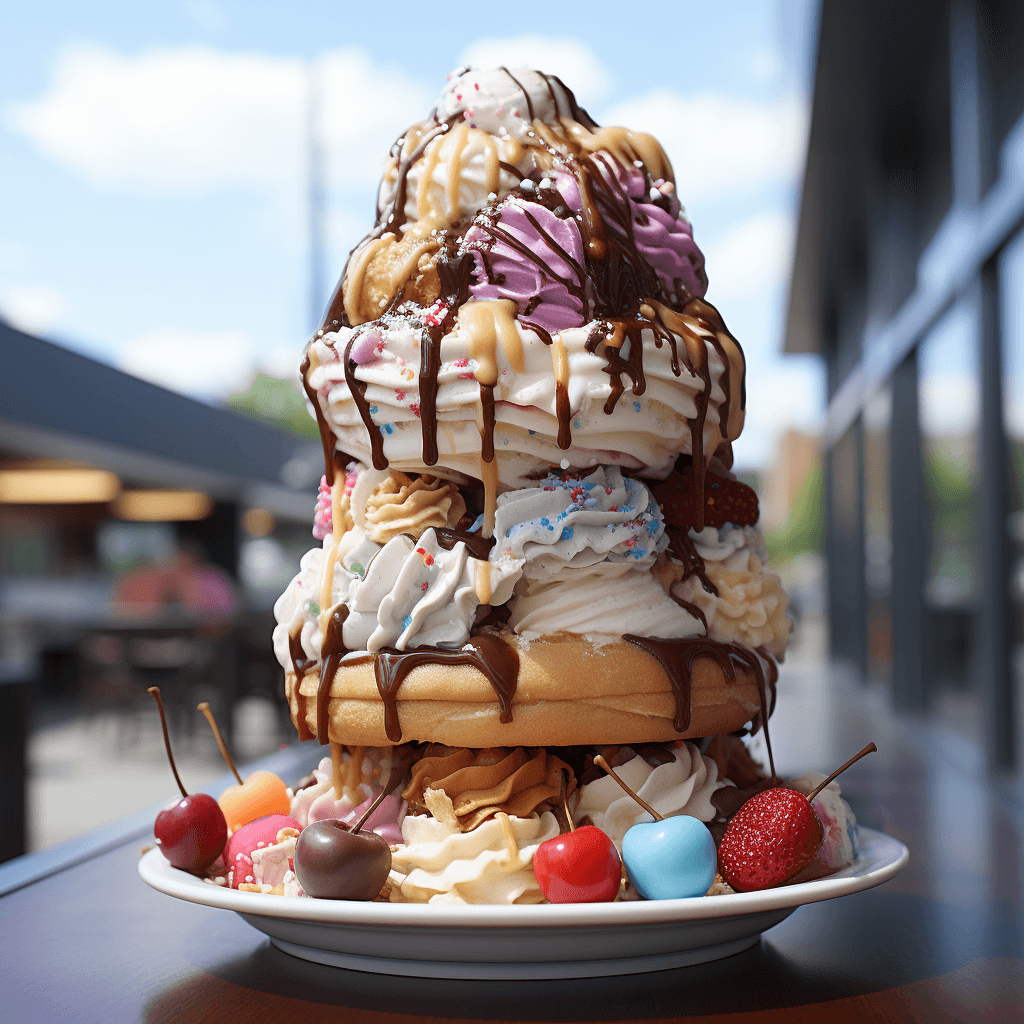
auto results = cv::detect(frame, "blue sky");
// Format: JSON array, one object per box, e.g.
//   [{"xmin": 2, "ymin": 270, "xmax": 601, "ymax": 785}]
[{"xmin": 1, "ymin": 0, "xmax": 824, "ymax": 469}]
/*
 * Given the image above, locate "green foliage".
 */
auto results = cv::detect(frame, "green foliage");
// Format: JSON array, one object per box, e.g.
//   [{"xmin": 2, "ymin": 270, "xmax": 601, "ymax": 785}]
[
  {"xmin": 923, "ymin": 445, "xmax": 974, "ymax": 538},
  {"xmin": 765, "ymin": 463, "xmax": 824, "ymax": 564},
  {"xmin": 226, "ymin": 372, "xmax": 318, "ymax": 439}
]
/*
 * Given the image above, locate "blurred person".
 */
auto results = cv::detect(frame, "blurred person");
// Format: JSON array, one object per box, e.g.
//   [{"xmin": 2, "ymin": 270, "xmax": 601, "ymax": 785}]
[{"xmin": 113, "ymin": 539, "xmax": 236, "ymax": 619}]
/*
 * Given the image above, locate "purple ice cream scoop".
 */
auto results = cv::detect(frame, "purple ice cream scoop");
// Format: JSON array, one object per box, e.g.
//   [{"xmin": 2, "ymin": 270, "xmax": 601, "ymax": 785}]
[
  {"xmin": 555, "ymin": 159, "xmax": 708, "ymax": 302},
  {"xmin": 464, "ymin": 195, "xmax": 586, "ymax": 335}
]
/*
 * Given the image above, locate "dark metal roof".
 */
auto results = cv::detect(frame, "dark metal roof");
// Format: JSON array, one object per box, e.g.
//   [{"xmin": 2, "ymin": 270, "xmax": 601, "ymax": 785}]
[{"xmin": 0, "ymin": 321, "xmax": 321, "ymax": 519}]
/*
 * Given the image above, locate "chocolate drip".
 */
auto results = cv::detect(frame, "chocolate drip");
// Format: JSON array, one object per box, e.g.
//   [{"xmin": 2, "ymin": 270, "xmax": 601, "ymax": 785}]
[
  {"xmin": 344, "ymin": 333, "xmax": 388, "ymax": 470},
  {"xmin": 521, "ymin": 321, "xmax": 553, "ymax": 346},
  {"xmin": 727, "ymin": 646, "xmax": 777, "ymax": 783},
  {"xmin": 373, "ymin": 634, "xmax": 520, "ymax": 743},
  {"xmin": 434, "ymin": 527, "xmax": 495, "ymax": 560},
  {"xmin": 288, "ymin": 629, "xmax": 315, "ymax": 679},
  {"xmin": 620, "ymin": 637, "xmax": 777, "ymax": 777},
  {"xmin": 667, "ymin": 592, "xmax": 709, "ymax": 634},
  {"xmin": 589, "ymin": 320, "xmax": 649, "ymax": 414},
  {"xmin": 418, "ymin": 327, "xmax": 441, "ymax": 465},
  {"xmin": 666, "ymin": 527, "xmax": 718, "ymax": 596},
  {"xmin": 316, "ymin": 606, "xmax": 350, "ymax": 744},
  {"xmin": 300, "ymin": 353, "xmax": 338, "ymax": 485},
  {"xmin": 555, "ymin": 381, "xmax": 572, "ymax": 449},
  {"xmin": 623, "ymin": 635, "xmax": 738, "ymax": 733}
]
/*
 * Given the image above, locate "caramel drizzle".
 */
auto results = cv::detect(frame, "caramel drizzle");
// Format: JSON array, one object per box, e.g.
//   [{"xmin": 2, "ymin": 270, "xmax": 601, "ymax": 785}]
[{"xmin": 373, "ymin": 634, "xmax": 520, "ymax": 743}]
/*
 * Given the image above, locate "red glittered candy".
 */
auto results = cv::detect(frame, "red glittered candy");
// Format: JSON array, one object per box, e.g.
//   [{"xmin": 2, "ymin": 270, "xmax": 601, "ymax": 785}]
[
  {"xmin": 653, "ymin": 468, "xmax": 759, "ymax": 531},
  {"xmin": 717, "ymin": 788, "xmax": 823, "ymax": 892},
  {"xmin": 533, "ymin": 826, "xmax": 622, "ymax": 903}
]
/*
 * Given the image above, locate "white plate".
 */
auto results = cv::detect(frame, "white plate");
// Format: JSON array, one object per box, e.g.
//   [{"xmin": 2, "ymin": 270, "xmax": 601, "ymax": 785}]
[{"xmin": 139, "ymin": 827, "xmax": 908, "ymax": 979}]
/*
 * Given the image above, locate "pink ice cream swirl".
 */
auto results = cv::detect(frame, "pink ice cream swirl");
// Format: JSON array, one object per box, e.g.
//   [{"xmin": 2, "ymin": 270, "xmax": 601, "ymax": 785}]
[
  {"xmin": 555, "ymin": 157, "xmax": 708, "ymax": 303},
  {"xmin": 463, "ymin": 193, "xmax": 586, "ymax": 335},
  {"xmin": 290, "ymin": 756, "xmax": 407, "ymax": 845}
]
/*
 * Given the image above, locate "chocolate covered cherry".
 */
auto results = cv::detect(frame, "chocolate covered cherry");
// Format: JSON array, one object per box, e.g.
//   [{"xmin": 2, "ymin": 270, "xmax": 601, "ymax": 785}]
[{"xmin": 293, "ymin": 820, "xmax": 391, "ymax": 900}]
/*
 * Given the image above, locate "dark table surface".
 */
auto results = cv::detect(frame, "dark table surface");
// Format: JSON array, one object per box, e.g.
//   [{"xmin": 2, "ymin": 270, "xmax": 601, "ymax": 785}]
[{"xmin": 3, "ymin": 666, "xmax": 1022, "ymax": 1024}]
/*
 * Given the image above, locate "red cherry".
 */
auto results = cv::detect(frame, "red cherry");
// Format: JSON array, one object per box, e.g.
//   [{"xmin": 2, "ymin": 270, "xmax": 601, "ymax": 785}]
[
  {"xmin": 148, "ymin": 687, "xmax": 226, "ymax": 874},
  {"xmin": 155, "ymin": 793, "xmax": 227, "ymax": 873},
  {"xmin": 533, "ymin": 825, "xmax": 621, "ymax": 903},
  {"xmin": 717, "ymin": 788, "xmax": 822, "ymax": 892}
]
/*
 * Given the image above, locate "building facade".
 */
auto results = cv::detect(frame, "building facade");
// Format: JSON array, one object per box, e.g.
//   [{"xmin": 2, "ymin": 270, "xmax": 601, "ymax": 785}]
[{"xmin": 786, "ymin": 0, "xmax": 1024, "ymax": 769}]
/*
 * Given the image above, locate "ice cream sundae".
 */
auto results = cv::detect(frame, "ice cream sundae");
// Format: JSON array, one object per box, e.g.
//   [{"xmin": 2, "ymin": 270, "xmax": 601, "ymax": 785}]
[{"xmin": 154, "ymin": 67, "xmax": 864, "ymax": 904}]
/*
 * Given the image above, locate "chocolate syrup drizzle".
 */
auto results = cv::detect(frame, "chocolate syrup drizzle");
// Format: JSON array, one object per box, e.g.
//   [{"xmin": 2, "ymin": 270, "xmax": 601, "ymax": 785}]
[
  {"xmin": 666, "ymin": 528, "xmax": 719, "ymax": 596},
  {"xmin": 373, "ymin": 634, "xmax": 520, "ymax": 742},
  {"xmin": 292, "ymin": 74, "xmax": 768, "ymax": 755},
  {"xmin": 316, "ymin": 606, "xmax": 351, "ymax": 744},
  {"xmin": 622, "ymin": 635, "xmax": 776, "ymax": 781}
]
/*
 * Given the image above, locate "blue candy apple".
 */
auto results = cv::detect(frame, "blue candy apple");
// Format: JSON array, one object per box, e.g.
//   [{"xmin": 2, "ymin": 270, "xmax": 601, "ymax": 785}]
[{"xmin": 622, "ymin": 814, "xmax": 717, "ymax": 900}]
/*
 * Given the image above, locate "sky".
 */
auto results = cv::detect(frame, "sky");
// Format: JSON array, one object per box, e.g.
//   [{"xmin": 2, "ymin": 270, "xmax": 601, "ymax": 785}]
[{"xmin": 0, "ymin": 0, "xmax": 824, "ymax": 471}]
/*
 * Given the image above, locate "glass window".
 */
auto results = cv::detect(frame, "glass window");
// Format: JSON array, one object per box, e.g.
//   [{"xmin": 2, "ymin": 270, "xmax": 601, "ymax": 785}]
[
  {"xmin": 864, "ymin": 387, "xmax": 893, "ymax": 683},
  {"xmin": 1001, "ymin": 229, "xmax": 1024, "ymax": 714},
  {"xmin": 917, "ymin": 300, "xmax": 981, "ymax": 739}
]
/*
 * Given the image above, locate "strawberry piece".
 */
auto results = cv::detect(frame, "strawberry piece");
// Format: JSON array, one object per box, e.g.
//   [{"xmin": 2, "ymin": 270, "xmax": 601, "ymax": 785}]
[
  {"xmin": 717, "ymin": 788, "xmax": 823, "ymax": 892},
  {"xmin": 653, "ymin": 467, "xmax": 759, "ymax": 531}
]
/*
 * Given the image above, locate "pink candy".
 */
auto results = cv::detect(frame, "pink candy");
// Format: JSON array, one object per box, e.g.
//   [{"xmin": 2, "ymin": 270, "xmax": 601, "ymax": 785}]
[{"xmin": 223, "ymin": 814, "xmax": 302, "ymax": 889}]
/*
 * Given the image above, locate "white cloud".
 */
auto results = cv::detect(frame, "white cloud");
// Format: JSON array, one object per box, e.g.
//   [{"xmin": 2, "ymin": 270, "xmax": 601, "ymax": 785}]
[
  {"xmin": 118, "ymin": 328, "xmax": 257, "ymax": 398},
  {"xmin": 0, "ymin": 282, "xmax": 67, "ymax": 335},
  {"xmin": 702, "ymin": 210, "xmax": 796, "ymax": 305},
  {"xmin": 598, "ymin": 90, "xmax": 806, "ymax": 207},
  {"xmin": 6, "ymin": 44, "xmax": 430, "ymax": 195},
  {"xmin": 458, "ymin": 36, "xmax": 609, "ymax": 105}
]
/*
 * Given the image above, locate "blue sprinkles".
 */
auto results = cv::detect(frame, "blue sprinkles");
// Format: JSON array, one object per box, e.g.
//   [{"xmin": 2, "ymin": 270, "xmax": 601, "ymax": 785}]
[
  {"xmin": 403, "ymin": 615, "xmax": 413, "ymax": 629},
  {"xmin": 633, "ymin": 401, "xmax": 641, "ymax": 412}
]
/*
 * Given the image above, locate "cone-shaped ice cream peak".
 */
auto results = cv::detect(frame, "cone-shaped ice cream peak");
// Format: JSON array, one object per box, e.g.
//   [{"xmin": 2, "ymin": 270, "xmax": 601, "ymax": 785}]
[
  {"xmin": 277, "ymin": 67, "xmax": 789, "ymax": 754},
  {"xmin": 304, "ymin": 67, "xmax": 746, "ymax": 522}
]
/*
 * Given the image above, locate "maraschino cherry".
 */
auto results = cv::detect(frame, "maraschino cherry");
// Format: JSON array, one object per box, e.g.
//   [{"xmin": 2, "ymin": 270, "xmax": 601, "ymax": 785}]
[
  {"xmin": 718, "ymin": 742, "xmax": 877, "ymax": 892},
  {"xmin": 293, "ymin": 785, "xmax": 393, "ymax": 900},
  {"xmin": 148, "ymin": 687, "xmax": 226, "ymax": 873},
  {"xmin": 533, "ymin": 772, "xmax": 621, "ymax": 903}
]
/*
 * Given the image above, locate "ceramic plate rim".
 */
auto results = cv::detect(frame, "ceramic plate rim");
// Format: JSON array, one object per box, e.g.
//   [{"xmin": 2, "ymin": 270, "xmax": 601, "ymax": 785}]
[{"xmin": 138, "ymin": 826, "xmax": 908, "ymax": 928}]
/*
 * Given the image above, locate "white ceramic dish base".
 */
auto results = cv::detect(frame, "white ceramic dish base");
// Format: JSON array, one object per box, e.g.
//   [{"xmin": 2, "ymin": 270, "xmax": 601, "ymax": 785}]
[{"xmin": 139, "ymin": 826, "xmax": 908, "ymax": 980}]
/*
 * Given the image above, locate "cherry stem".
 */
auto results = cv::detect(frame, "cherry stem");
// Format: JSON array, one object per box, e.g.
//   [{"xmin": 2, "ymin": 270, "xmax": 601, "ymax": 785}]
[
  {"xmin": 353, "ymin": 784, "xmax": 390, "ymax": 834},
  {"xmin": 197, "ymin": 702, "xmax": 243, "ymax": 785},
  {"xmin": 561, "ymin": 769, "xmax": 575, "ymax": 833},
  {"xmin": 806, "ymin": 743, "xmax": 877, "ymax": 803},
  {"xmin": 148, "ymin": 687, "xmax": 187, "ymax": 798},
  {"xmin": 594, "ymin": 755, "xmax": 663, "ymax": 821}
]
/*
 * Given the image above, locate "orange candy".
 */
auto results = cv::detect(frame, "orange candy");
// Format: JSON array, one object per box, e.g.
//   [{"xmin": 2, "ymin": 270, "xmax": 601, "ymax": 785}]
[{"xmin": 218, "ymin": 771, "xmax": 291, "ymax": 832}]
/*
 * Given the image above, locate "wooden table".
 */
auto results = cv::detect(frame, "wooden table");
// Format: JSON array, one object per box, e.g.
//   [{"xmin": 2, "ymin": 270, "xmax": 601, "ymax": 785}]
[{"xmin": 2, "ymin": 669, "xmax": 1022, "ymax": 1023}]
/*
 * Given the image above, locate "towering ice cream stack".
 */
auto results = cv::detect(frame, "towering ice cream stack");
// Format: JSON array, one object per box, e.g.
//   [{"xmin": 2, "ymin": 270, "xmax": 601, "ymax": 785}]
[{"xmin": 251, "ymin": 68, "xmax": 854, "ymax": 905}]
